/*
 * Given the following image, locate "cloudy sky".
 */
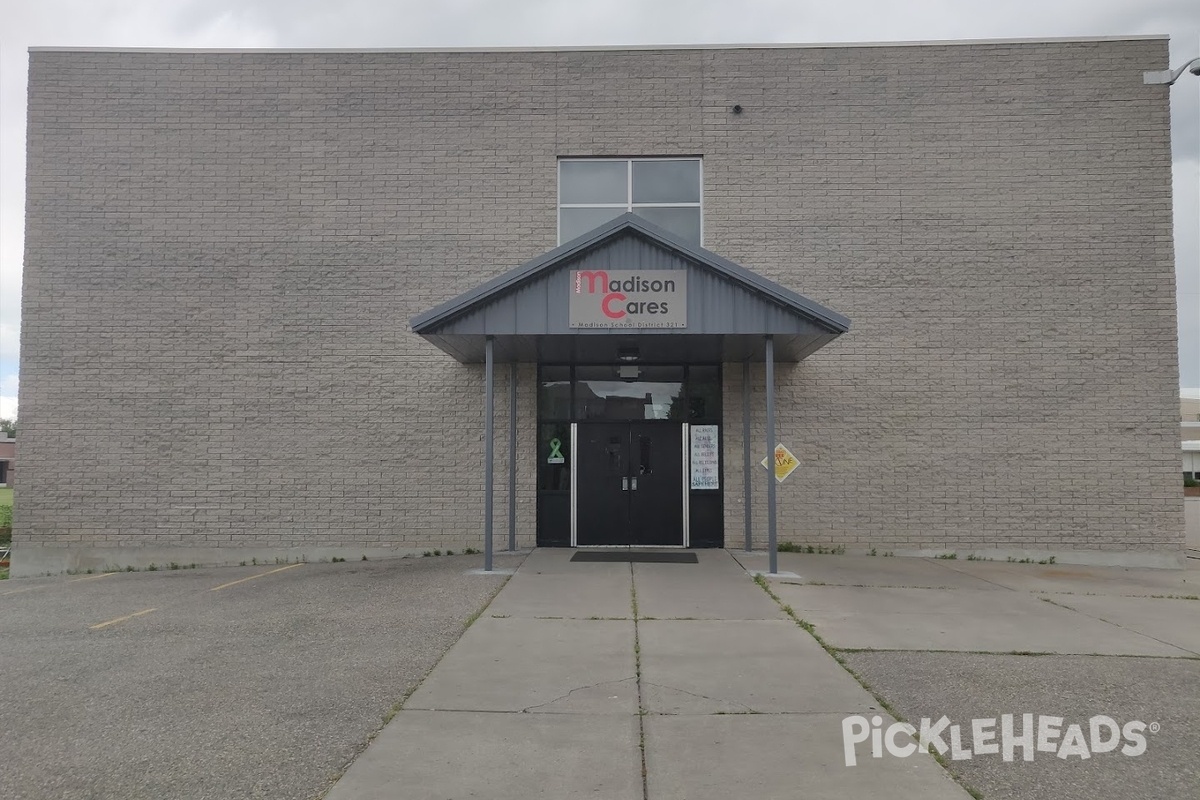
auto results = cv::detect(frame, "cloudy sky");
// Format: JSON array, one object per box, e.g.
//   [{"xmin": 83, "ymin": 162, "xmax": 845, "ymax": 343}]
[{"xmin": 1, "ymin": 0, "xmax": 1198, "ymax": 418}]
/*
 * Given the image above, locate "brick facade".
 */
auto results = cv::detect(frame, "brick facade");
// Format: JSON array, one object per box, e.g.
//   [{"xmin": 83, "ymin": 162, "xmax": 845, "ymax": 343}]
[{"xmin": 18, "ymin": 39, "xmax": 1183, "ymax": 574}]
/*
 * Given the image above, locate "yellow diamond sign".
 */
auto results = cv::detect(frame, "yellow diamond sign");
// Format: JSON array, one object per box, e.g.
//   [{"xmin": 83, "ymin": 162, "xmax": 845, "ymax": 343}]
[{"xmin": 760, "ymin": 444, "xmax": 799, "ymax": 483}]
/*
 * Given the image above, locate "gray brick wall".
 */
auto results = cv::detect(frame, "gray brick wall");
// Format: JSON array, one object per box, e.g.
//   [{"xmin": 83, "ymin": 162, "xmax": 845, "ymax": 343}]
[{"xmin": 18, "ymin": 40, "xmax": 1182, "ymax": 573}]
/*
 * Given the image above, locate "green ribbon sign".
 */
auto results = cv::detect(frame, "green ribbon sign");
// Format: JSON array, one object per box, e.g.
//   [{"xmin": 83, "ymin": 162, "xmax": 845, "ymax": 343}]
[{"xmin": 547, "ymin": 437, "xmax": 565, "ymax": 464}]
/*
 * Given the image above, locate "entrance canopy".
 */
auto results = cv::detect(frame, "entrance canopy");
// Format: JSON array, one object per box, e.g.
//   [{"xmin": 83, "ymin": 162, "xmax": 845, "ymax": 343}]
[{"xmin": 411, "ymin": 214, "xmax": 850, "ymax": 362}]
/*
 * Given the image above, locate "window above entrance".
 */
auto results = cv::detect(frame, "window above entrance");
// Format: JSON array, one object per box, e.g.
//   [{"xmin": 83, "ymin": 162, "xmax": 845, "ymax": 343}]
[
  {"xmin": 558, "ymin": 158, "xmax": 702, "ymax": 245},
  {"xmin": 539, "ymin": 364, "xmax": 721, "ymax": 423},
  {"xmin": 575, "ymin": 365, "xmax": 684, "ymax": 421}
]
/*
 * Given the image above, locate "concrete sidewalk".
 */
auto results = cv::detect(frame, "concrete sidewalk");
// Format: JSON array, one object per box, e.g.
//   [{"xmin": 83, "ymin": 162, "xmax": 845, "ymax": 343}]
[
  {"xmin": 736, "ymin": 550, "xmax": 1200, "ymax": 656},
  {"xmin": 324, "ymin": 549, "xmax": 969, "ymax": 799},
  {"xmin": 735, "ymin": 550, "xmax": 1200, "ymax": 800}
]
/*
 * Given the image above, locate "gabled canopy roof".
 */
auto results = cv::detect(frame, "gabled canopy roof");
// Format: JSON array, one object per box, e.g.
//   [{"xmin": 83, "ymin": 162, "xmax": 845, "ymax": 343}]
[{"xmin": 411, "ymin": 213, "xmax": 849, "ymax": 363}]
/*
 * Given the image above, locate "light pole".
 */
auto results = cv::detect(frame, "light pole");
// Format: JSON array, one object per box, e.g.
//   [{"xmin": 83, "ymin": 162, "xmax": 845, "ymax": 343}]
[{"xmin": 1144, "ymin": 57, "xmax": 1200, "ymax": 85}]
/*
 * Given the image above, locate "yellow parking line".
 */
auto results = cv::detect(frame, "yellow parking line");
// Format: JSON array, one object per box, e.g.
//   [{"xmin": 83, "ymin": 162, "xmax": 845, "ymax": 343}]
[
  {"xmin": 1, "ymin": 585, "xmax": 47, "ymax": 597},
  {"xmin": 90, "ymin": 608, "xmax": 157, "ymax": 630},
  {"xmin": 2, "ymin": 572, "xmax": 114, "ymax": 596},
  {"xmin": 210, "ymin": 563, "xmax": 303, "ymax": 592}
]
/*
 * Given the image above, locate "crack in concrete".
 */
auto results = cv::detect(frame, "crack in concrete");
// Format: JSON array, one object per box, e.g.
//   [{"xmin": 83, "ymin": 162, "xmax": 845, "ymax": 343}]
[
  {"xmin": 1040, "ymin": 600, "xmax": 1200, "ymax": 658},
  {"xmin": 640, "ymin": 681, "xmax": 756, "ymax": 713},
  {"xmin": 1031, "ymin": 595, "xmax": 1200, "ymax": 657},
  {"xmin": 517, "ymin": 677, "xmax": 638, "ymax": 713}
]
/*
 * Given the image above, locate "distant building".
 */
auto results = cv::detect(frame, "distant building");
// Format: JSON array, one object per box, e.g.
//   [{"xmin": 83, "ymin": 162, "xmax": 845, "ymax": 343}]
[
  {"xmin": 1184, "ymin": 398, "xmax": 1200, "ymax": 480},
  {"xmin": 0, "ymin": 434, "xmax": 13, "ymax": 487}
]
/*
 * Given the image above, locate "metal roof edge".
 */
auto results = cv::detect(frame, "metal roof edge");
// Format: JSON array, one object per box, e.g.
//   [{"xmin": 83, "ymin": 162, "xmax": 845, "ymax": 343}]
[
  {"xmin": 616, "ymin": 215, "xmax": 852, "ymax": 333},
  {"xmin": 411, "ymin": 213, "xmax": 850, "ymax": 335},
  {"xmin": 410, "ymin": 215, "xmax": 639, "ymax": 331},
  {"xmin": 29, "ymin": 35, "xmax": 1167, "ymax": 55}
]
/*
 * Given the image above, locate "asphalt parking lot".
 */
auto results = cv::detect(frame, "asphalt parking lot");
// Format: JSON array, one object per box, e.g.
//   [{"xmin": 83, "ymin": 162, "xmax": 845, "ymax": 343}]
[
  {"xmin": 0, "ymin": 553, "xmax": 522, "ymax": 800},
  {"xmin": 840, "ymin": 650, "xmax": 1200, "ymax": 800}
]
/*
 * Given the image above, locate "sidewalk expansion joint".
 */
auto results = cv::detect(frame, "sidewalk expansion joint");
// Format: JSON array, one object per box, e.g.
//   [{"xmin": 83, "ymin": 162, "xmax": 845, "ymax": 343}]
[{"xmin": 631, "ymin": 563, "xmax": 649, "ymax": 800}]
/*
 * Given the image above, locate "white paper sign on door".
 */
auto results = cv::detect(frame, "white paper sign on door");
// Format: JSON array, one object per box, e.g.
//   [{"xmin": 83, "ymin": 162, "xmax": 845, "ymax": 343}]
[{"xmin": 690, "ymin": 425, "xmax": 720, "ymax": 490}]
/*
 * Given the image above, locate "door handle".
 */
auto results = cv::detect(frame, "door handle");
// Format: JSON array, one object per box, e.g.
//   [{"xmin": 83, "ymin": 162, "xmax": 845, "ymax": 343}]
[
  {"xmin": 622, "ymin": 477, "xmax": 629, "ymax": 491},
  {"xmin": 631, "ymin": 477, "xmax": 638, "ymax": 491}
]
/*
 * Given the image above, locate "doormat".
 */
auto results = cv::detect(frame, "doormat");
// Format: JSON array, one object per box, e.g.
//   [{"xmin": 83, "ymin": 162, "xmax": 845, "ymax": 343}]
[{"xmin": 571, "ymin": 551, "xmax": 698, "ymax": 564}]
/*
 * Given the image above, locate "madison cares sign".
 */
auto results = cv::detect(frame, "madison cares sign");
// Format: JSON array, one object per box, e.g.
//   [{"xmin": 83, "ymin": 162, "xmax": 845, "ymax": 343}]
[{"xmin": 569, "ymin": 270, "xmax": 687, "ymax": 328}]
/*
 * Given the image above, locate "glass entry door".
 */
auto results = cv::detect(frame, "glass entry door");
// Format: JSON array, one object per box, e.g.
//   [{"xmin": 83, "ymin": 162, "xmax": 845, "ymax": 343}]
[{"xmin": 575, "ymin": 422, "xmax": 684, "ymax": 546}]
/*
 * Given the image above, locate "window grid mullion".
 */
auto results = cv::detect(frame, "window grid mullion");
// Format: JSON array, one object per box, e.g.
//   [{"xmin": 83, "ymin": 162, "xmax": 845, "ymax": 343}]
[
  {"xmin": 560, "ymin": 203, "xmax": 701, "ymax": 209},
  {"xmin": 627, "ymin": 160, "xmax": 633, "ymax": 212},
  {"xmin": 558, "ymin": 157, "xmax": 702, "ymax": 245}
]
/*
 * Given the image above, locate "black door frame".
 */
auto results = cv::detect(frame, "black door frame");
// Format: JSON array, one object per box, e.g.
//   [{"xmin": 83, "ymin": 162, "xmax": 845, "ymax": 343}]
[
  {"xmin": 573, "ymin": 420, "xmax": 688, "ymax": 547},
  {"xmin": 536, "ymin": 363, "xmax": 723, "ymax": 549}
]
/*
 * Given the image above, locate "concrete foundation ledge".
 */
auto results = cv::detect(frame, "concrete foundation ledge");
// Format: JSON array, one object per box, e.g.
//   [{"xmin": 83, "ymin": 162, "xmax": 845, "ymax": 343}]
[
  {"xmin": 742, "ymin": 547, "xmax": 1187, "ymax": 570},
  {"xmin": 7, "ymin": 545, "xmax": 437, "ymax": 578},
  {"xmin": 883, "ymin": 547, "xmax": 1186, "ymax": 570}
]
